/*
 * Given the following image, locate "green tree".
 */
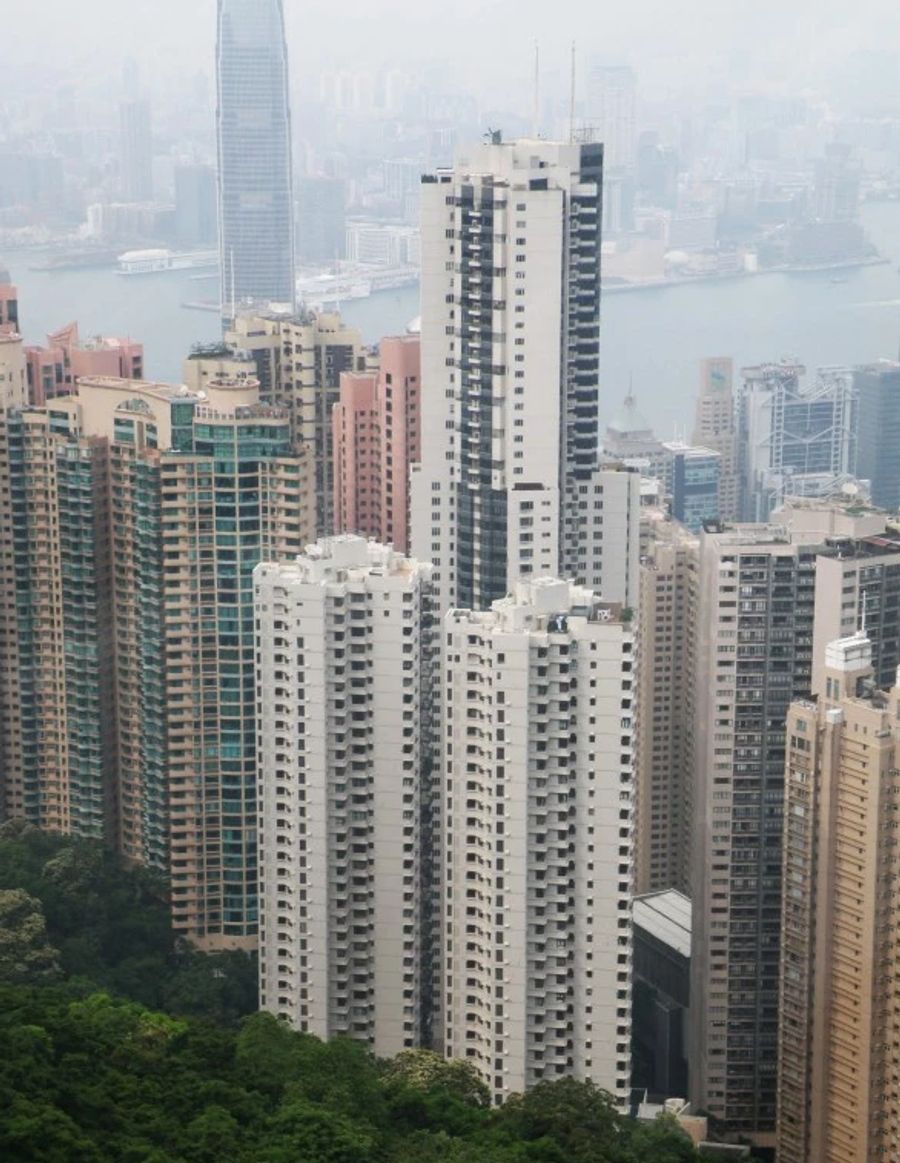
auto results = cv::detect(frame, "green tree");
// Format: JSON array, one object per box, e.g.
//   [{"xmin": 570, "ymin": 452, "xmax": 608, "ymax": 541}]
[
  {"xmin": 499, "ymin": 1078, "xmax": 628, "ymax": 1162},
  {"xmin": 384, "ymin": 1048, "xmax": 490, "ymax": 1107},
  {"xmin": 0, "ymin": 889, "xmax": 61, "ymax": 984},
  {"xmin": 628, "ymin": 1113, "xmax": 699, "ymax": 1162},
  {"xmin": 258, "ymin": 1098, "xmax": 375, "ymax": 1163}
]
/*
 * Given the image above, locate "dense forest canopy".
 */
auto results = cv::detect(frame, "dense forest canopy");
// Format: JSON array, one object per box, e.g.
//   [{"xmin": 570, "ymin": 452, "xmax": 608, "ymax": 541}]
[{"xmin": 0, "ymin": 822, "xmax": 704, "ymax": 1162}]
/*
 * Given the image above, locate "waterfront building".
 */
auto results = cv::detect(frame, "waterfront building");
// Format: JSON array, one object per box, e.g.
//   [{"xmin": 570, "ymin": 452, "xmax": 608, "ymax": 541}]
[
  {"xmin": 296, "ymin": 177, "xmax": 346, "ymax": 265},
  {"xmin": 585, "ymin": 64, "xmax": 637, "ymax": 172},
  {"xmin": 689, "ymin": 499, "xmax": 900, "ymax": 1143},
  {"xmin": 119, "ymin": 98, "xmax": 153, "ymax": 203},
  {"xmin": 411, "ymin": 137, "xmax": 603, "ymax": 614},
  {"xmin": 255, "ymin": 536, "xmax": 435, "ymax": 1056},
  {"xmin": 332, "ymin": 335, "xmax": 421, "ymax": 553},
  {"xmin": 693, "ymin": 357, "xmax": 738, "ymax": 522},
  {"xmin": 216, "ymin": 0, "xmax": 295, "ymax": 307},
  {"xmin": 855, "ymin": 360, "xmax": 900, "ymax": 513},
  {"xmin": 737, "ymin": 361, "xmax": 858, "ymax": 520},
  {"xmin": 777, "ymin": 633, "xmax": 900, "ymax": 1163},
  {"xmin": 174, "ymin": 164, "xmax": 218, "ymax": 249},
  {"xmin": 440, "ymin": 578, "xmax": 633, "ymax": 1105}
]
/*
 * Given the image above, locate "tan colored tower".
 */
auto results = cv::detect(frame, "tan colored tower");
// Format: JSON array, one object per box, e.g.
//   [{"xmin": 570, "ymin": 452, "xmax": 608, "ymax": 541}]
[
  {"xmin": 0, "ymin": 330, "xmax": 32, "ymax": 823},
  {"xmin": 693, "ymin": 357, "xmax": 738, "ymax": 521},
  {"xmin": 635, "ymin": 512, "xmax": 698, "ymax": 895},
  {"xmin": 689, "ymin": 499, "xmax": 897, "ymax": 1143},
  {"xmin": 226, "ymin": 310, "xmax": 367, "ymax": 535},
  {"xmin": 778, "ymin": 633, "xmax": 900, "ymax": 1163}
]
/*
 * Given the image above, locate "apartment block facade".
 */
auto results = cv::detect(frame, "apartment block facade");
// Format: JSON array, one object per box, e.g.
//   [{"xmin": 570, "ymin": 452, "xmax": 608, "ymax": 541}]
[
  {"xmin": 690, "ymin": 500, "xmax": 899, "ymax": 1142},
  {"xmin": 0, "ymin": 368, "xmax": 315, "ymax": 949},
  {"xmin": 332, "ymin": 335, "xmax": 422, "ymax": 553},
  {"xmin": 411, "ymin": 137, "xmax": 603, "ymax": 614},
  {"xmin": 777, "ymin": 633, "xmax": 900, "ymax": 1163},
  {"xmin": 25, "ymin": 321, "xmax": 144, "ymax": 405},
  {"xmin": 226, "ymin": 310, "xmax": 367, "ymax": 535},
  {"xmin": 441, "ymin": 578, "xmax": 633, "ymax": 1105},
  {"xmin": 635, "ymin": 514, "xmax": 698, "ymax": 895},
  {"xmin": 255, "ymin": 537, "xmax": 435, "ymax": 1056}
]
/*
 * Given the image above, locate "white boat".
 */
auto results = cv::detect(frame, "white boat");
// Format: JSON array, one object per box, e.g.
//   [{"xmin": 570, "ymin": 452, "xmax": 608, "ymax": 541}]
[
  {"xmin": 118, "ymin": 248, "xmax": 219, "ymax": 275},
  {"xmin": 296, "ymin": 272, "xmax": 372, "ymax": 309}
]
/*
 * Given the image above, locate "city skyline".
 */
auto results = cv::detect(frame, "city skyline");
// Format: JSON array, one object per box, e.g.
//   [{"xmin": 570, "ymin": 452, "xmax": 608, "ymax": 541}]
[{"xmin": 6, "ymin": 0, "xmax": 900, "ymax": 1155}]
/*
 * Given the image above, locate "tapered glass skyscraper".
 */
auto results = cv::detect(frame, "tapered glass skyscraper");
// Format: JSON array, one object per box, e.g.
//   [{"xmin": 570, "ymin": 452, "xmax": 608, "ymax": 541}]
[{"xmin": 216, "ymin": 0, "xmax": 295, "ymax": 309}]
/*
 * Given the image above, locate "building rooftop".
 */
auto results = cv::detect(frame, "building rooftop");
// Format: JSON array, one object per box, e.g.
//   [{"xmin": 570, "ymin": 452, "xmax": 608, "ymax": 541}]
[
  {"xmin": 450, "ymin": 577, "xmax": 628, "ymax": 632},
  {"xmin": 257, "ymin": 535, "xmax": 430, "ymax": 586},
  {"xmin": 608, "ymin": 390, "xmax": 654, "ymax": 438},
  {"xmin": 633, "ymin": 890, "xmax": 692, "ymax": 958},
  {"xmin": 75, "ymin": 375, "xmax": 198, "ymax": 403}
]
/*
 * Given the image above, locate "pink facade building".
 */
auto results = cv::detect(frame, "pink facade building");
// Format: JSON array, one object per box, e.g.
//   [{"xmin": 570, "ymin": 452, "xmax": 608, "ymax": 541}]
[
  {"xmin": 333, "ymin": 370, "xmax": 381, "ymax": 540},
  {"xmin": 332, "ymin": 335, "xmax": 421, "ymax": 552},
  {"xmin": 26, "ymin": 322, "xmax": 143, "ymax": 405}
]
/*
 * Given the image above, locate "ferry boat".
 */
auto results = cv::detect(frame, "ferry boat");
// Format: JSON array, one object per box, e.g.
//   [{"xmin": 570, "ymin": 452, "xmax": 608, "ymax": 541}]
[
  {"xmin": 117, "ymin": 248, "xmax": 219, "ymax": 275},
  {"xmin": 296, "ymin": 271, "xmax": 372, "ymax": 309}
]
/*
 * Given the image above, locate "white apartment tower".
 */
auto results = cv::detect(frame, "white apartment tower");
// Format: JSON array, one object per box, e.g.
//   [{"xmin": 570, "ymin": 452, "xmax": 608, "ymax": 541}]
[
  {"xmin": 255, "ymin": 536, "xmax": 435, "ymax": 1058},
  {"xmin": 412, "ymin": 137, "xmax": 603, "ymax": 615},
  {"xmin": 441, "ymin": 578, "xmax": 633, "ymax": 1104}
]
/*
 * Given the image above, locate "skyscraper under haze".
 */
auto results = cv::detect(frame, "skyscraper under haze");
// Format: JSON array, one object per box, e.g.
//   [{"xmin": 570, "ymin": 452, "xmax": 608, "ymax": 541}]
[
  {"xmin": 216, "ymin": 0, "xmax": 295, "ymax": 308},
  {"xmin": 118, "ymin": 99, "xmax": 153, "ymax": 202}
]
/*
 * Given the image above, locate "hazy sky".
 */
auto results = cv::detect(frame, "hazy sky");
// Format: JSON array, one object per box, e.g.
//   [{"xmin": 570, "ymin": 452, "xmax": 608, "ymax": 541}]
[{"xmin": 2, "ymin": 0, "xmax": 900, "ymax": 102}]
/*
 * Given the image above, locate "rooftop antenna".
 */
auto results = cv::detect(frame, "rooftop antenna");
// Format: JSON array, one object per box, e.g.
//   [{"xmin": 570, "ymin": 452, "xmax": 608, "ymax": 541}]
[
  {"xmin": 532, "ymin": 42, "xmax": 540, "ymax": 138},
  {"xmin": 568, "ymin": 42, "xmax": 576, "ymax": 144}
]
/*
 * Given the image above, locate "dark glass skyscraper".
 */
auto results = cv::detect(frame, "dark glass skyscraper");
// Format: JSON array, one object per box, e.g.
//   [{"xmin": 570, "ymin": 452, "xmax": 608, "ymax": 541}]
[{"xmin": 216, "ymin": 0, "xmax": 295, "ymax": 308}]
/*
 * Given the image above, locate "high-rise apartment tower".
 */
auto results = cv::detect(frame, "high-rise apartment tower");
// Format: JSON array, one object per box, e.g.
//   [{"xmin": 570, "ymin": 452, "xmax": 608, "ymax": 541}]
[
  {"xmin": 441, "ymin": 578, "xmax": 633, "ymax": 1104},
  {"xmin": 255, "ymin": 537, "xmax": 435, "ymax": 1056},
  {"xmin": 690, "ymin": 500, "xmax": 900, "ymax": 1143},
  {"xmin": 777, "ymin": 633, "xmax": 900, "ymax": 1163},
  {"xmin": 693, "ymin": 357, "xmax": 738, "ymax": 522},
  {"xmin": 411, "ymin": 137, "xmax": 603, "ymax": 614}
]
